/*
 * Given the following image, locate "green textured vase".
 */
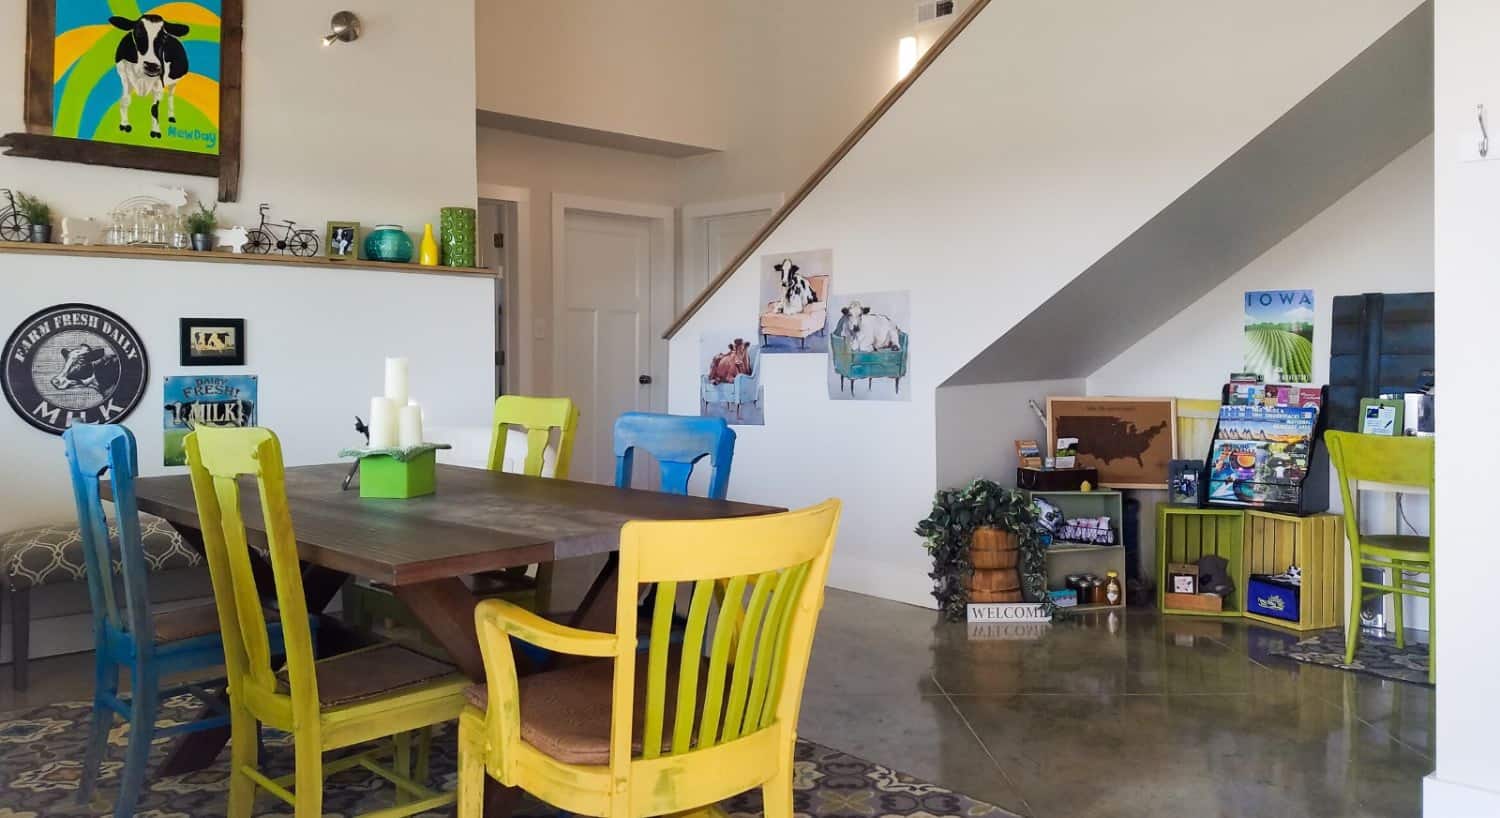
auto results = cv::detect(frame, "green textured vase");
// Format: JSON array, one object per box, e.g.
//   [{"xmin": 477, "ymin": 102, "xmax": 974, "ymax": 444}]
[{"xmin": 440, "ymin": 206, "xmax": 477, "ymax": 268}]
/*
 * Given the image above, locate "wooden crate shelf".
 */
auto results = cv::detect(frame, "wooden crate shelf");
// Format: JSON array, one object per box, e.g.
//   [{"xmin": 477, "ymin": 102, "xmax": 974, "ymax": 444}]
[
  {"xmin": 1026, "ymin": 490, "xmax": 1126, "ymax": 599},
  {"xmin": 1242, "ymin": 510, "xmax": 1344, "ymax": 632},
  {"xmin": 1156, "ymin": 504, "xmax": 1245, "ymax": 617}
]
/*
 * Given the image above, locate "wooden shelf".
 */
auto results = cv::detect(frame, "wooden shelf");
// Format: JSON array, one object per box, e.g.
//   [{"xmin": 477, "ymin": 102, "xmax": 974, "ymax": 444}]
[
  {"xmin": 0, "ymin": 240, "xmax": 496, "ymax": 279},
  {"xmin": 1047, "ymin": 542, "xmax": 1121, "ymax": 554},
  {"xmin": 1066, "ymin": 602, "xmax": 1125, "ymax": 612}
]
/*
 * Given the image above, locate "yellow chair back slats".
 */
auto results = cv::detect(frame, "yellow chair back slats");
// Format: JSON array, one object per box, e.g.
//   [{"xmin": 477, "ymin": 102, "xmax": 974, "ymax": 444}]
[
  {"xmin": 186, "ymin": 427, "xmax": 318, "ymax": 712},
  {"xmin": 486, "ymin": 396, "xmax": 580, "ymax": 478},
  {"xmin": 618, "ymin": 501, "xmax": 838, "ymax": 763}
]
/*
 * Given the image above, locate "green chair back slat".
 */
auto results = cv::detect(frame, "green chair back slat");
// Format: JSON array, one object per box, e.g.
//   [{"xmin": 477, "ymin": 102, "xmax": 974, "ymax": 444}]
[
  {"xmin": 671, "ymin": 580, "xmax": 716, "ymax": 754},
  {"xmin": 641, "ymin": 580, "xmax": 678, "ymax": 759},
  {"xmin": 719, "ymin": 572, "xmax": 777, "ymax": 744}
]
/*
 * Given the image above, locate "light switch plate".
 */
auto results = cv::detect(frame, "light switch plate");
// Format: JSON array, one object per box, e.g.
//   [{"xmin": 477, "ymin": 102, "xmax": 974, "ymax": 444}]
[{"xmin": 532, "ymin": 318, "xmax": 548, "ymax": 340}]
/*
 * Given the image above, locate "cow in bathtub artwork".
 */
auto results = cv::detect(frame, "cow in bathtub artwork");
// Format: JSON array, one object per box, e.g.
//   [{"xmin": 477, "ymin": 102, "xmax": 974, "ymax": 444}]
[
  {"xmin": 828, "ymin": 291, "xmax": 911, "ymax": 402},
  {"xmin": 48, "ymin": 4, "xmax": 223, "ymax": 154}
]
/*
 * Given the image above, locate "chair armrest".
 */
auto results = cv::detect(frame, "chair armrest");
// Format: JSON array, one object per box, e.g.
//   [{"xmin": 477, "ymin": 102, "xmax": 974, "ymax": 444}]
[{"xmin": 474, "ymin": 598, "xmax": 617, "ymax": 657}]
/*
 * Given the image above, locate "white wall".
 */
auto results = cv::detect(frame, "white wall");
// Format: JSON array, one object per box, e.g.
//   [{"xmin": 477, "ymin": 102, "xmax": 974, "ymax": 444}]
[
  {"xmin": 1086, "ymin": 137, "xmax": 1434, "ymax": 591},
  {"xmin": 1088, "ymin": 138, "xmax": 1433, "ymax": 399},
  {"xmin": 1, "ymin": 0, "xmax": 478, "ymax": 233},
  {"xmin": 1427, "ymin": 1, "xmax": 1500, "ymax": 814},
  {"xmin": 935, "ymin": 379, "xmax": 1083, "ymax": 488},
  {"xmin": 666, "ymin": 0, "xmax": 1423, "ymax": 606},
  {"xmin": 0, "ymin": 258, "xmax": 495, "ymax": 530},
  {"xmin": 476, "ymin": 0, "xmax": 728, "ymax": 151}
]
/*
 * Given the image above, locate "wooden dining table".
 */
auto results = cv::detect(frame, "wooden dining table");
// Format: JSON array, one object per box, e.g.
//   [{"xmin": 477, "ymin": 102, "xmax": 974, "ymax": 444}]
[{"xmin": 108, "ymin": 461, "xmax": 783, "ymax": 811}]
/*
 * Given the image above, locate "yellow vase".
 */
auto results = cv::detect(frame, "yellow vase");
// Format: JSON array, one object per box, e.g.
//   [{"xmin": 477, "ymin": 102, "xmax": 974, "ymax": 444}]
[{"xmin": 418, "ymin": 223, "xmax": 439, "ymax": 266}]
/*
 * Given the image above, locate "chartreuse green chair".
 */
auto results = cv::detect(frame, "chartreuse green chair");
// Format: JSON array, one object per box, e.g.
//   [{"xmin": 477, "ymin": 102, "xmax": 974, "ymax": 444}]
[
  {"xmin": 185, "ymin": 426, "xmax": 470, "ymax": 818},
  {"xmin": 456, "ymin": 499, "xmax": 842, "ymax": 818},
  {"xmin": 1325, "ymin": 431, "xmax": 1436, "ymax": 683}
]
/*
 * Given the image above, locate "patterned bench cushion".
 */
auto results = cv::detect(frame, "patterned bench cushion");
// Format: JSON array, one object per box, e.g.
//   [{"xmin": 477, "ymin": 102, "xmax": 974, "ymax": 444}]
[{"xmin": 1, "ymin": 515, "xmax": 202, "ymax": 591}]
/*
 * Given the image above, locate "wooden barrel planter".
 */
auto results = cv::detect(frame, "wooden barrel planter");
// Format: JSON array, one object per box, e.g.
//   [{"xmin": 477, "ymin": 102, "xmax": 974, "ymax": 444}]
[{"xmin": 968, "ymin": 526, "xmax": 1023, "ymax": 603}]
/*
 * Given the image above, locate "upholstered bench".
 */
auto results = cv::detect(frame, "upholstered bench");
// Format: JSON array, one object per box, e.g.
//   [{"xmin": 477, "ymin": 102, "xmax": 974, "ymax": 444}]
[{"xmin": 1, "ymin": 514, "xmax": 203, "ymax": 690}]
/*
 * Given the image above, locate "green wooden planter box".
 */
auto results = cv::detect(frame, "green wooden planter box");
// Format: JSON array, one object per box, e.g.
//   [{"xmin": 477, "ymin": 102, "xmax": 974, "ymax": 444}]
[{"xmin": 359, "ymin": 449, "xmax": 437, "ymax": 499}]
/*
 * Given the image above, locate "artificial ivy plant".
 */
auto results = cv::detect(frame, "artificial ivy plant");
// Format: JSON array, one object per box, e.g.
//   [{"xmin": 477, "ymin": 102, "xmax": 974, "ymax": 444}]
[{"xmin": 915, "ymin": 478, "xmax": 1054, "ymax": 622}]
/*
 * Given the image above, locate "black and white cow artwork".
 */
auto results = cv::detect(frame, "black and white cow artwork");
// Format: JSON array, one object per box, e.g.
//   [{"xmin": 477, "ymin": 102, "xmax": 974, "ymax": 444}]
[
  {"xmin": 773, "ymin": 258, "xmax": 819, "ymax": 315},
  {"xmin": 50, "ymin": 344, "xmax": 123, "ymax": 397},
  {"xmin": 109, "ymin": 14, "xmax": 191, "ymax": 140},
  {"xmin": 837, "ymin": 300, "xmax": 903, "ymax": 352}
]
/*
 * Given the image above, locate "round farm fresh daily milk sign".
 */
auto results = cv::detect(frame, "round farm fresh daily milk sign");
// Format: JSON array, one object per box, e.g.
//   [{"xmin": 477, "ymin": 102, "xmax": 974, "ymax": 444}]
[{"xmin": 3, "ymin": 304, "xmax": 149, "ymax": 435}]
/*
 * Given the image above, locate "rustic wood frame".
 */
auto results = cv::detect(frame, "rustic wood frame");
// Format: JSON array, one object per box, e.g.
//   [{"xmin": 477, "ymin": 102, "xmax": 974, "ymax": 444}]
[
  {"xmin": 1046, "ymin": 396, "xmax": 1178, "ymax": 490},
  {"xmin": 2, "ymin": 0, "xmax": 243, "ymax": 202}
]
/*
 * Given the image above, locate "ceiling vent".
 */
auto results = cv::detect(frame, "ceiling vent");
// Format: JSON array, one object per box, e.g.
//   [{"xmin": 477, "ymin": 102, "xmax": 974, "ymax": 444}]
[{"xmin": 916, "ymin": 0, "xmax": 956, "ymax": 24}]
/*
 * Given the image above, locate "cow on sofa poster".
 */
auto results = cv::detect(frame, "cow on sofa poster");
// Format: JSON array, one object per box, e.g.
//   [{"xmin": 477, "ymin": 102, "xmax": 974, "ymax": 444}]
[
  {"xmin": 827, "ymin": 290, "xmax": 911, "ymax": 401},
  {"xmin": 757, "ymin": 249, "xmax": 831, "ymax": 353}
]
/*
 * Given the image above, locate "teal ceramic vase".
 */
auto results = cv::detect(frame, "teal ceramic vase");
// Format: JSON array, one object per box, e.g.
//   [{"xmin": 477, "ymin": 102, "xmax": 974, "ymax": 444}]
[
  {"xmin": 440, "ymin": 207, "xmax": 477, "ymax": 268},
  {"xmin": 364, "ymin": 225, "xmax": 414, "ymax": 263}
]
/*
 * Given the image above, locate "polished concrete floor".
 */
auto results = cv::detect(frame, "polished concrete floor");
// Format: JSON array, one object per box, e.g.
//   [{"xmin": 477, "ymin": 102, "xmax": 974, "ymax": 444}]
[
  {"xmin": 2, "ymin": 590, "xmax": 1435, "ymax": 818},
  {"xmin": 797, "ymin": 590, "xmax": 1434, "ymax": 818}
]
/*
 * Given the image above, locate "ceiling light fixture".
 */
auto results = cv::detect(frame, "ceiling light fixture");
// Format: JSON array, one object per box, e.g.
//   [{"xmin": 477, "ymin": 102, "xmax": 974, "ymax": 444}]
[{"xmin": 323, "ymin": 11, "xmax": 362, "ymax": 47}]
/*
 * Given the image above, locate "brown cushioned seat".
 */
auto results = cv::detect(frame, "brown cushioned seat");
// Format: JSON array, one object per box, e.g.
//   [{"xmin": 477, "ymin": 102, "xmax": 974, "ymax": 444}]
[
  {"xmin": 278, "ymin": 643, "xmax": 458, "ymax": 708},
  {"xmin": 152, "ymin": 602, "xmax": 224, "ymax": 643},
  {"xmin": 466, "ymin": 657, "xmax": 712, "ymax": 765}
]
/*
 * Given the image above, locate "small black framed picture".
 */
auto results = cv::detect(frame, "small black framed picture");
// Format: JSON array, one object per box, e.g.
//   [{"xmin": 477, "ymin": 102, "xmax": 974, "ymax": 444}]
[{"xmin": 180, "ymin": 318, "xmax": 246, "ymax": 366}]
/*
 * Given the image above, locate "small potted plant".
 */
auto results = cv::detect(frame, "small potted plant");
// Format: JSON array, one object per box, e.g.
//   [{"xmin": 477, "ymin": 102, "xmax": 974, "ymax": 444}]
[
  {"xmin": 15, "ymin": 193, "xmax": 51, "ymax": 244},
  {"xmin": 185, "ymin": 201, "xmax": 218, "ymax": 252},
  {"xmin": 916, "ymin": 478, "xmax": 1053, "ymax": 622}
]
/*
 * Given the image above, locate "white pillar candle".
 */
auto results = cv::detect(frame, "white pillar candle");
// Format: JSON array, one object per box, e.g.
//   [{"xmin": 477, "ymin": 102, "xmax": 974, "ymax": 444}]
[
  {"xmin": 398, "ymin": 404, "xmax": 424, "ymax": 448},
  {"xmin": 384, "ymin": 357, "xmax": 409, "ymax": 406},
  {"xmin": 369, "ymin": 397, "xmax": 399, "ymax": 449}
]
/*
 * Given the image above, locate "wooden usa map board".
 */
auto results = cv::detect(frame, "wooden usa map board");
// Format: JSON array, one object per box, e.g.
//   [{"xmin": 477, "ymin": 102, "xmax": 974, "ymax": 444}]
[{"xmin": 1047, "ymin": 397, "xmax": 1177, "ymax": 489}]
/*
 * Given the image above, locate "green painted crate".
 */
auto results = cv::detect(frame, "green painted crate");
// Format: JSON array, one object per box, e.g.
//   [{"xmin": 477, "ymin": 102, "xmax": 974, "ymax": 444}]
[
  {"xmin": 359, "ymin": 450, "xmax": 437, "ymax": 499},
  {"xmin": 1156, "ymin": 504, "xmax": 1245, "ymax": 617},
  {"xmin": 1242, "ymin": 510, "xmax": 1343, "ymax": 632}
]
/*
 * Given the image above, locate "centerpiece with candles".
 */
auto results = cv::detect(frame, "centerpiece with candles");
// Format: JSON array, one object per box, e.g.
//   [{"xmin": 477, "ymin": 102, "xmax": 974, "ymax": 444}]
[{"xmin": 339, "ymin": 356, "xmax": 450, "ymax": 499}]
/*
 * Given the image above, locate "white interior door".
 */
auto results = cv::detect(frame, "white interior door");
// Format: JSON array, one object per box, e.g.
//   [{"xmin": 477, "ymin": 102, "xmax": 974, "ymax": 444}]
[
  {"xmin": 681, "ymin": 196, "xmax": 782, "ymax": 310},
  {"xmin": 554, "ymin": 198, "xmax": 673, "ymax": 484}
]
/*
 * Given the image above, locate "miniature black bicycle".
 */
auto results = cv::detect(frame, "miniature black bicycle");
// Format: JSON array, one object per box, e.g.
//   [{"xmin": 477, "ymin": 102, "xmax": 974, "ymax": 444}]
[
  {"xmin": 0, "ymin": 189, "xmax": 29, "ymax": 242},
  {"xmin": 245, "ymin": 203, "xmax": 319, "ymax": 256}
]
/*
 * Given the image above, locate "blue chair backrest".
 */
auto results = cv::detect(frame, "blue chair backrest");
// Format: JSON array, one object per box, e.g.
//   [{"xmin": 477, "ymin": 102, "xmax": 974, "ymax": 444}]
[
  {"xmin": 612, "ymin": 412, "xmax": 736, "ymax": 499},
  {"xmin": 62, "ymin": 424, "xmax": 151, "ymax": 646}
]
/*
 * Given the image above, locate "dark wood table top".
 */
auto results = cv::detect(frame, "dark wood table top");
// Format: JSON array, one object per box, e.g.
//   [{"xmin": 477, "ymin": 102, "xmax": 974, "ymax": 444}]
[{"xmin": 117, "ymin": 463, "xmax": 784, "ymax": 586}]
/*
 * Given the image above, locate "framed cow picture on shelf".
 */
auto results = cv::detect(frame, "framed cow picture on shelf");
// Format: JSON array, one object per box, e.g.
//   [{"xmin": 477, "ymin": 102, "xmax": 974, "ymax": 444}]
[{"xmin": 2, "ymin": 0, "xmax": 244, "ymax": 201}]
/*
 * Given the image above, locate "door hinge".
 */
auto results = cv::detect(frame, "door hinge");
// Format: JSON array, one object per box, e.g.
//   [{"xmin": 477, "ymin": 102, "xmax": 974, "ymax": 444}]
[
  {"xmin": 493, "ymin": 232, "xmax": 504, "ymax": 249},
  {"xmin": 496, "ymin": 350, "xmax": 505, "ymax": 366}
]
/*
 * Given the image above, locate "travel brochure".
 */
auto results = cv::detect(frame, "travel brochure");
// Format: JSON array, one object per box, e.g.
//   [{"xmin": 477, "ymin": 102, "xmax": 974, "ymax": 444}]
[{"xmin": 1207, "ymin": 391, "xmax": 1317, "ymax": 507}]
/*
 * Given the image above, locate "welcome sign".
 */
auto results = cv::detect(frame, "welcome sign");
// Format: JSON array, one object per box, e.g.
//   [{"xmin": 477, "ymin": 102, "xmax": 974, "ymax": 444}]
[{"xmin": 51, "ymin": 0, "xmax": 223, "ymax": 155}]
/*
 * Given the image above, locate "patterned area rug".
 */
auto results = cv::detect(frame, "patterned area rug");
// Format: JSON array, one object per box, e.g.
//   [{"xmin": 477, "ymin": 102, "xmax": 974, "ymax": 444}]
[
  {"xmin": 1269, "ymin": 628, "xmax": 1432, "ymax": 686},
  {"xmin": 0, "ymin": 698, "xmax": 1013, "ymax": 817}
]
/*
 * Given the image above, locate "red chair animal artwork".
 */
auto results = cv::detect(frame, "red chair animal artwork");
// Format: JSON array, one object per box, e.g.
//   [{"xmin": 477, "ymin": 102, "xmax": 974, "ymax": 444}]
[{"xmin": 700, "ymin": 339, "xmax": 763, "ymax": 422}]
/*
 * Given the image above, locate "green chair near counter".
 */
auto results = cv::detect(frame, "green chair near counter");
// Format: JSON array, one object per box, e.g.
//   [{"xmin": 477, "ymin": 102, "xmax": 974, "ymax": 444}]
[{"xmin": 1324, "ymin": 431, "xmax": 1435, "ymax": 683}]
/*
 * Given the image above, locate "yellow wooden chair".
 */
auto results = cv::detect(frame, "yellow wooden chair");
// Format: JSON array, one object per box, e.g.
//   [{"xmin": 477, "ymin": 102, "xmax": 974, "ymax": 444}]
[
  {"xmin": 185, "ymin": 426, "xmax": 471, "ymax": 818},
  {"xmin": 1325, "ymin": 430, "xmax": 1436, "ymax": 683},
  {"xmin": 456, "ymin": 498, "xmax": 841, "ymax": 818},
  {"xmin": 476, "ymin": 396, "xmax": 581, "ymax": 612}
]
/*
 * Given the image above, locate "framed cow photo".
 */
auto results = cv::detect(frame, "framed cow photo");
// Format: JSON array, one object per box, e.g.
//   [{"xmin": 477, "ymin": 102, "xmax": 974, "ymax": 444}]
[
  {"xmin": 2, "ymin": 0, "xmax": 244, "ymax": 201},
  {"xmin": 180, "ymin": 317, "xmax": 245, "ymax": 366}
]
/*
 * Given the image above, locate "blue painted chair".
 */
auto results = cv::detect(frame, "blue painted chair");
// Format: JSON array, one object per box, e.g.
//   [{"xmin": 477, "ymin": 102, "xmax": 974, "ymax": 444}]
[
  {"xmin": 611, "ymin": 413, "xmax": 737, "ymax": 639},
  {"xmin": 612, "ymin": 412, "xmax": 737, "ymax": 499},
  {"xmin": 63, "ymin": 424, "xmax": 286, "ymax": 818}
]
